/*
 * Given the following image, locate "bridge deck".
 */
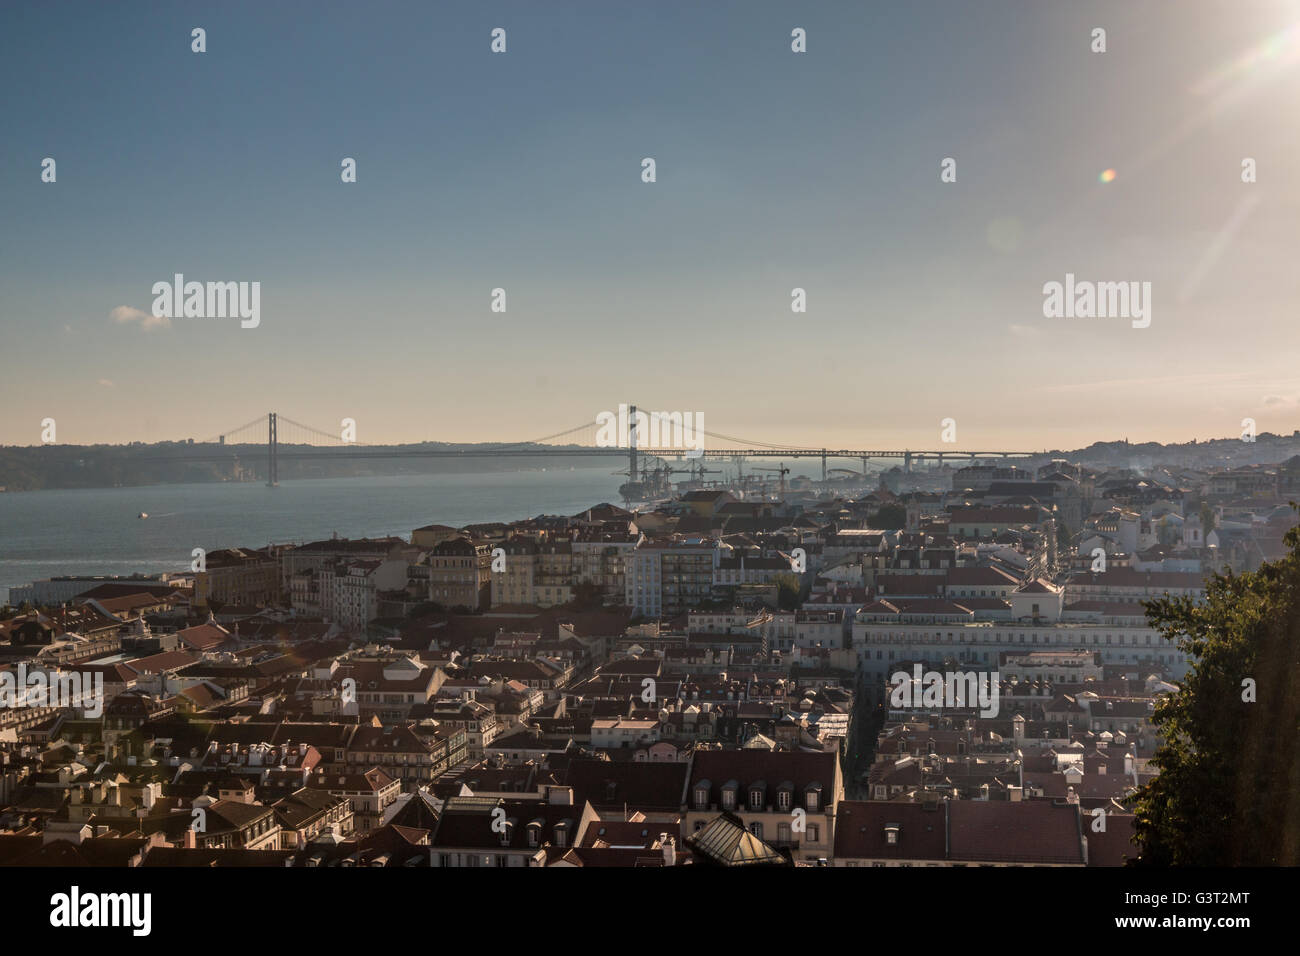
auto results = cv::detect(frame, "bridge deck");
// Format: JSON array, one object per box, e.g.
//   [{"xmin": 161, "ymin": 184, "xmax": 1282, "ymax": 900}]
[{"xmin": 121, "ymin": 446, "xmax": 1037, "ymax": 463}]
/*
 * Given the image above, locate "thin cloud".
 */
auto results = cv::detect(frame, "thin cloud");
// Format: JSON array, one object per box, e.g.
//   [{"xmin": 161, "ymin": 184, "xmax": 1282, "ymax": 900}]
[
  {"xmin": 97, "ymin": 379, "xmax": 114, "ymax": 387},
  {"xmin": 110, "ymin": 305, "xmax": 170, "ymax": 331}
]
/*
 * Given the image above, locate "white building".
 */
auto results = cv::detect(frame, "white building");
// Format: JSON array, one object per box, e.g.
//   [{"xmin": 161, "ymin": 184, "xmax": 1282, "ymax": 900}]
[
  {"xmin": 852, "ymin": 619, "xmax": 1190, "ymax": 685},
  {"xmin": 626, "ymin": 539, "xmax": 719, "ymax": 618},
  {"xmin": 328, "ymin": 559, "xmax": 408, "ymax": 632}
]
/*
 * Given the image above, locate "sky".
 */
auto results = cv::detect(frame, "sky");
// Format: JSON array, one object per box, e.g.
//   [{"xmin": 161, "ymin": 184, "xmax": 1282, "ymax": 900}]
[{"xmin": 2, "ymin": 0, "xmax": 1300, "ymax": 451}]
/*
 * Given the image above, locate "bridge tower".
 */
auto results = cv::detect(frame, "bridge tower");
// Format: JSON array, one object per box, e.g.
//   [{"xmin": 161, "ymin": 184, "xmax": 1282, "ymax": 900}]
[
  {"xmin": 267, "ymin": 412, "xmax": 279, "ymax": 487},
  {"xmin": 627, "ymin": 403, "xmax": 638, "ymax": 484}
]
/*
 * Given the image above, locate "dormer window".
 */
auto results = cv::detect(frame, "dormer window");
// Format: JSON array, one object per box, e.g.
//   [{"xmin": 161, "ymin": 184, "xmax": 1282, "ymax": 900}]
[
  {"xmin": 885, "ymin": 825, "xmax": 900, "ymax": 845},
  {"xmin": 749, "ymin": 788, "xmax": 764, "ymax": 811},
  {"xmin": 721, "ymin": 783, "xmax": 738, "ymax": 810},
  {"xmin": 777, "ymin": 790, "xmax": 791, "ymax": 811},
  {"xmin": 805, "ymin": 785, "xmax": 821, "ymax": 812},
  {"xmin": 694, "ymin": 782, "xmax": 710, "ymax": 810}
]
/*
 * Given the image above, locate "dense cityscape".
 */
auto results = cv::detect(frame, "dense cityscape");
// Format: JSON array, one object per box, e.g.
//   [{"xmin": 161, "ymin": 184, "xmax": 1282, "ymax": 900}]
[
  {"xmin": 3, "ymin": 449, "xmax": 1296, "ymax": 870},
  {"xmin": 5, "ymin": 0, "xmax": 1294, "ymax": 935}
]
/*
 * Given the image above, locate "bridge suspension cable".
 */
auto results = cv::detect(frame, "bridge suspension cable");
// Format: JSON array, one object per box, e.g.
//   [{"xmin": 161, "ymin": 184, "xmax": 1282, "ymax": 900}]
[
  {"xmin": 208, "ymin": 411, "xmax": 822, "ymax": 453},
  {"xmin": 691, "ymin": 425, "xmax": 817, "ymax": 452},
  {"xmin": 490, "ymin": 421, "xmax": 598, "ymax": 449},
  {"xmin": 197, "ymin": 413, "xmax": 269, "ymax": 445},
  {"xmin": 275, "ymin": 414, "xmax": 366, "ymax": 446}
]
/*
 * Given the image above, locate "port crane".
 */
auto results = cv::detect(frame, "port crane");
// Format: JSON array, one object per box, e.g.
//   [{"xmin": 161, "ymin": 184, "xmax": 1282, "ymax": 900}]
[{"xmin": 752, "ymin": 463, "xmax": 790, "ymax": 495}]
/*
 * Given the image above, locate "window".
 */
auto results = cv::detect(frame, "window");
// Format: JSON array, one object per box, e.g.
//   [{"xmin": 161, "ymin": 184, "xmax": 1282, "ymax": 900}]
[{"xmin": 749, "ymin": 822, "xmax": 763, "ymax": 840}]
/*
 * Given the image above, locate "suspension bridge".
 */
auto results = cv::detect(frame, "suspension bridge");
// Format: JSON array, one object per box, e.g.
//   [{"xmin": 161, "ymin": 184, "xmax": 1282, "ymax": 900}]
[{"xmin": 116, "ymin": 407, "xmax": 1041, "ymax": 487}]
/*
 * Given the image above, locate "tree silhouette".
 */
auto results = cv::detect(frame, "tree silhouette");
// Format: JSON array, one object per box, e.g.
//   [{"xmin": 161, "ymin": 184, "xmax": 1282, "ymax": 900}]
[{"xmin": 1129, "ymin": 507, "xmax": 1300, "ymax": 865}]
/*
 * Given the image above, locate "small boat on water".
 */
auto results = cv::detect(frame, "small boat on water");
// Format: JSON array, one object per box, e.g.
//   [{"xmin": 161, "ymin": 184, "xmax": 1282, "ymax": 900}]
[{"xmin": 138, "ymin": 512, "xmax": 148, "ymax": 519}]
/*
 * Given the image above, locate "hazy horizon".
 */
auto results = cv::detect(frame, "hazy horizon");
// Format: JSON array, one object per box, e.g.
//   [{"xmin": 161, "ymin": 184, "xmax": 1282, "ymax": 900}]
[{"xmin": 4, "ymin": 0, "xmax": 1300, "ymax": 449}]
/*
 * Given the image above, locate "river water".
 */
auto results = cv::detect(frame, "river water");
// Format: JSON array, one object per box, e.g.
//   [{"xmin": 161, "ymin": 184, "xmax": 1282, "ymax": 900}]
[{"xmin": 0, "ymin": 469, "xmax": 622, "ymax": 602}]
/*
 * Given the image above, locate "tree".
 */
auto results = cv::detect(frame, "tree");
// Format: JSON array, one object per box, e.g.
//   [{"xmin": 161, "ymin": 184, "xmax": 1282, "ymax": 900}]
[
  {"xmin": 1128, "ymin": 507, "xmax": 1300, "ymax": 865},
  {"xmin": 871, "ymin": 504, "xmax": 906, "ymax": 530},
  {"xmin": 773, "ymin": 572, "xmax": 803, "ymax": 611},
  {"xmin": 1199, "ymin": 501, "xmax": 1217, "ymax": 536},
  {"xmin": 1054, "ymin": 517, "xmax": 1073, "ymax": 567}
]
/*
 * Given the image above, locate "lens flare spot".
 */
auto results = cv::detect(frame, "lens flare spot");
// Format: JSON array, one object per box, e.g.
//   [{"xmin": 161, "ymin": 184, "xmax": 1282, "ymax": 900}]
[{"xmin": 1099, "ymin": 168, "xmax": 1117, "ymax": 184}]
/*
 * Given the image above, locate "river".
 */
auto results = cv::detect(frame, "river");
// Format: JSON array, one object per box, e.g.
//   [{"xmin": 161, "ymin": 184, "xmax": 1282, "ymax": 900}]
[{"xmin": 0, "ymin": 468, "xmax": 623, "ymax": 602}]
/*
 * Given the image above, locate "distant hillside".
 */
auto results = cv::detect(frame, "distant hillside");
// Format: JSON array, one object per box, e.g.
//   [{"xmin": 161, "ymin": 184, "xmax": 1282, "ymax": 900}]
[
  {"xmin": 0, "ymin": 442, "xmax": 614, "ymax": 492},
  {"xmin": 1052, "ymin": 431, "xmax": 1300, "ymax": 471},
  {"xmin": 3, "ymin": 430, "xmax": 1297, "ymax": 492}
]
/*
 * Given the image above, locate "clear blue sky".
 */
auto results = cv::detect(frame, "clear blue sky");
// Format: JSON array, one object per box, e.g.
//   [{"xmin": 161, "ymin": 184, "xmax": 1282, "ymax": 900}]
[{"xmin": 3, "ymin": 0, "xmax": 1299, "ymax": 449}]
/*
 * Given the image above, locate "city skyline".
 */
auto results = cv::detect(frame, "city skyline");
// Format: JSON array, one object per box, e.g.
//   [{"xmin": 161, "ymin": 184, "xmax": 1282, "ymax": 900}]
[
  {"xmin": 3, "ymin": 0, "xmax": 1299, "ymax": 896},
  {"xmin": 4, "ymin": 1, "xmax": 1300, "ymax": 449}
]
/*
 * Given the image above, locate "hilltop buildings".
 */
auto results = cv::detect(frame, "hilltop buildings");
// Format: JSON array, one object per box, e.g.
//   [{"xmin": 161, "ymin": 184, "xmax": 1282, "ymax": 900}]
[{"xmin": 2, "ymin": 453, "xmax": 1295, "ymax": 868}]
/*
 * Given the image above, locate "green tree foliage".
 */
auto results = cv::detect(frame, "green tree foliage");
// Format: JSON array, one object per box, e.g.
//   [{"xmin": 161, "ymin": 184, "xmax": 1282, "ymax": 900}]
[
  {"xmin": 773, "ymin": 572, "xmax": 803, "ymax": 611},
  {"xmin": 1129, "ymin": 509, "xmax": 1300, "ymax": 865},
  {"xmin": 871, "ymin": 504, "xmax": 906, "ymax": 530},
  {"xmin": 1199, "ymin": 501, "xmax": 1217, "ymax": 536}
]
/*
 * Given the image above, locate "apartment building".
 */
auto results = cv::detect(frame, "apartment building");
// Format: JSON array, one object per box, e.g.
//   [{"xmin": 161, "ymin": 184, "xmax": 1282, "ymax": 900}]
[
  {"xmin": 852, "ymin": 620, "xmax": 1190, "ymax": 685},
  {"xmin": 193, "ymin": 547, "xmax": 281, "ymax": 607},
  {"xmin": 281, "ymin": 537, "xmax": 410, "ymax": 584},
  {"xmin": 627, "ymin": 539, "xmax": 719, "ymax": 618},
  {"xmin": 324, "ymin": 560, "xmax": 407, "ymax": 632},
  {"xmin": 684, "ymin": 750, "xmax": 844, "ymax": 864},
  {"xmin": 833, "ymin": 799, "xmax": 1088, "ymax": 867},
  {"xmin": 428, "ymin": 536, "xmax": 492, "ymax": 610},
  {"xmin": 304, "ymin": 768, "xmax": 400, "ymax": 835},
  {"xmin": 345, "ymin": 724, "xmax": 467, "ymax": 791},
  {"xmin": 491, "ymin": 532, "xmax": 639, "ymax": 608}
]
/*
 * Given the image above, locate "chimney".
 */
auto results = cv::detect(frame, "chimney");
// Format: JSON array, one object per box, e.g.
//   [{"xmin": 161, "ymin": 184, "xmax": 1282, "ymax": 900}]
[
  {"xmin": 661, "ymin": 834, "xmax": 676, "ymax": 867},
  {"xmin": 184, "ymin": 827, "xmax": 197, "ymax": 849}
]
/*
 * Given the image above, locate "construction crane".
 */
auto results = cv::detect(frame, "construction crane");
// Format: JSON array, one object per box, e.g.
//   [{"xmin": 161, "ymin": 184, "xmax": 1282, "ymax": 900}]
[
  {"xmin": 752, "ymin": 463, "xmax": 790, "ymax": 495},
  {"xmin": 677, "ymin": 459, "xmax": 722, "ymax": 489},
  {"xmin": 613, "ymin": 455, "xmax": 723, "ymax": 499}
]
